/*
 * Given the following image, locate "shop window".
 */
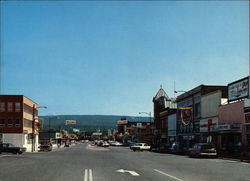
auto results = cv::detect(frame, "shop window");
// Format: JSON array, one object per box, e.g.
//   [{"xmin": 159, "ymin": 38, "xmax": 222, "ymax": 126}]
[
  {"xmin": 194, "ymin": 103, "xmax": 201, "ymax": 117},
  {"xmin": 15, "ymin": 102, "xmax": 21, "ymax": 112},
  {"xmin": 0, "ymin": 119, "xmax": 5, "ymax": 127},
  {"xmin": 7, "ymin": 102, "xmax": 13, "ymax": 112},
  {"xmin": 7, "ymin": 119, "xmax": 13, "ymax": 127},
  {"xmin": 27, "ymin": 134, "xmax": 32, "ymax": 144},
  {"xmin": 0, "ymin": 102, "xmax": 5, "ymax": 112},
  {"xmin": 15, "ymin": 119, "xmax": 21, "ymax": 127}
]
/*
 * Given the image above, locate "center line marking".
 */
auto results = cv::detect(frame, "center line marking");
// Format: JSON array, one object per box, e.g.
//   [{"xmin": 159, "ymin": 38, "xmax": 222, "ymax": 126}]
[
  {"xmin": 84, "ymin": 169, "xmax": 88, "ymax": 181},
  {"xmin": 84, "ymin": 169, "xmax": 93, "ymax": 181},
  {"xmin": 89, "ymin": 169, "xmax": 93, "ymax": 181},
  {"xmin": 154, "ymin": 169, "xmax": 183, "ymax": 181}
]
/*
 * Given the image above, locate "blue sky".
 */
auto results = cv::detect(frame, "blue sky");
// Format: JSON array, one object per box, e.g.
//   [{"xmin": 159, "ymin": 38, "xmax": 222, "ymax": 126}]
[{"xmin": 1, "ymin": 1, "xmax": 249, "ymax": 116}]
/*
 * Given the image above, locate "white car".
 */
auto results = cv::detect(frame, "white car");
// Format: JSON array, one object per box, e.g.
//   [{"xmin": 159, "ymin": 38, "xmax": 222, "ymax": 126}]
[
  {"xmin": 102, "ymin": 142, "xmax": 109, "ymax": 147},
  {"xmin": 130, "ymin": 143, "xmax": 151, "ymax": 151},
  {"xmin": 109, "ymin": 141, "xmax": 123, "ymax": 146}
]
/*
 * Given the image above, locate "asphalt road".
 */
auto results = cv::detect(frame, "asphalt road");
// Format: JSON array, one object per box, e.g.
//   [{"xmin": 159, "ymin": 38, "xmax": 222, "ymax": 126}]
[{"xmin": 0, "ymin": 143, "xmax": 250, "ymax": 181}]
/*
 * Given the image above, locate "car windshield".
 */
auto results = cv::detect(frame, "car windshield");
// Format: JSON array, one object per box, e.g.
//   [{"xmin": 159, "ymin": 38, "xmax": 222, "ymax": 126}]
[
  {"xmin": 201, "ymin": 145, "xmax": 215, "ymax": 149},
  {"xmin": 8, "ymin": 143, "xmax": 15, "ymax": 147}
]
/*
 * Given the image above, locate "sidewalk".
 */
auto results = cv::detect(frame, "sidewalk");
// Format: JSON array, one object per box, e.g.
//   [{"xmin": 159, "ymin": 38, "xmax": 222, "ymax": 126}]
[{"xmin": 218, "ymin": 156, "xmax": 250, "ymax": 163}]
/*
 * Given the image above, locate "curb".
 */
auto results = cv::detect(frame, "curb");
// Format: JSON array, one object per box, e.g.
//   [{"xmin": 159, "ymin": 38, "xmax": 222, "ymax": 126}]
[{"xmin": 219, "ymin": 157, "xmax": 250, "ymax": 163}]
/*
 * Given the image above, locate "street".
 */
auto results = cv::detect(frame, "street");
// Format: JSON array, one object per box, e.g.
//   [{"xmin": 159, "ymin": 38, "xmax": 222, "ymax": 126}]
[{"xmin": 0, "ymin": 143, "xmax": 250, "ymax": 181}]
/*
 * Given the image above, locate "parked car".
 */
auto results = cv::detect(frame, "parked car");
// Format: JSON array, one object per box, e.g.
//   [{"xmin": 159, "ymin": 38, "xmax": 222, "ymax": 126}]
[
  {"xmin": 109, "ymin": 141, "xmax": 123, "ymax": 146},
  {"xmin": 39, "ymin": 142, "xmax": 52, "ymax": 152},
  {"xmin": 189, "ymin": 143, "xmax": 217, "ymax": 158},
  {"xmin": 0, "ymin": 143, "xmax": 26, "ymax": 154},
  {"xmin": 130, "ymin": 143, "xmax": 151, "ymax": 151},
  {"xmin": 102, "ymin": 141, "xmax": 109, "ymax": 147},
  {"xmin": 170, "ymin": 142, "xmax": 182, "ymax": 154}
]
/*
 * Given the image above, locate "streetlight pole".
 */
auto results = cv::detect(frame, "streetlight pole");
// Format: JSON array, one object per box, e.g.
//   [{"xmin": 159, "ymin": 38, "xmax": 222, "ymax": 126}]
[
  {"xmin": 32, "ymin": 105, "xmax": 47, "ymax": 152},
  {"xmin": 139, "ymin": 112, "xmax": 152, "ymax": 123}
]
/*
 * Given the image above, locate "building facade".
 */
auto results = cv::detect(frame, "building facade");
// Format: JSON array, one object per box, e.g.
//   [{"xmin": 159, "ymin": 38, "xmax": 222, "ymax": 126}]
[
  {"xmin": 176, "ymin": 85, "xmax": 227, "ymax": 148},
  {"xmin": 0, "ymin": 95, "xmax": 40, "ymax": 152},
  {"xmin": 168, "ymin": 112, "xmax": 177, "ymax": 143},
  {"xmin": 153, "ymin": 87, "xmax": 177, "ymax": 148},
  {"xmin": 216, "ymin": 100, "xmax": 245, "ymax": 156},
  {"xmin": 116, "ymin": 119, "xmax": 153, "ymax": 145},
  {"xmin": 200, "ymin": 90, "xmax": 228, "ymax": 143}
]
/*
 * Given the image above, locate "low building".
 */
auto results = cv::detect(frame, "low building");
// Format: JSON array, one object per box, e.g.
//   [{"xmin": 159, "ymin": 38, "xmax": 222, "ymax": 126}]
[
  {"xmin": 212, "ymin": 76, "xmax": 249, "ymax": 158},
  {"xmin": 216, "ymin": 100, "xmax": 245, "ymax": 156},
  {"xmin": 168, "ymin": 111, "xmax": 177, "ymax": 143},
  {"xmin": 116, "ymin": 119, "xmax": 153, "ymax": 145},
  {"xmin": 0, "ymin": 95, "xmax": 41, "ymax": 152},
  {"xmin": 200, "ymin": 90, "xmax": 228, "ymax": 143},
  {"xmin": 244, "ymin": 98, "xmax": 250, "ymax": 158}
]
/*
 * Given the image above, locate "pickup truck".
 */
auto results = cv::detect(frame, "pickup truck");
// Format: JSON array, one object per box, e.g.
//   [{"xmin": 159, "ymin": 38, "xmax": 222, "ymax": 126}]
[
  {"xmin": 0, "ymin": 143, "xmax": 26, "ymax": 154},
  {"xmin": 130, "ymin": 143, "xmax": 151, "ymax": 151}
]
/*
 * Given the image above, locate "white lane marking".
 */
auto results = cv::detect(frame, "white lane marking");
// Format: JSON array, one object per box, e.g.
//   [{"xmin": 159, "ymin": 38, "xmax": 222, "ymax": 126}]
[
  {"xmin": 116, "ymin": 169, "xmax": 140, "ymax": 176},
  {"xmin": 84, "ymin": 169, "xmax": 93, "ymax": 181},
  {"xmin": 89, "ymin": 169, "xmax": 93, "ymax": 181},
  {"xmin": 84, "ymin": 169, "xmax": 88, "ymax": 181},
  {"xmin": 154, "ymin": 169, "xmax": 183, "ymax": 181}
]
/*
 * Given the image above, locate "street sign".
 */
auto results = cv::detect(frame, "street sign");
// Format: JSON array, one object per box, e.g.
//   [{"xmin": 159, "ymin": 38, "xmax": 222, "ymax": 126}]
[{"xmin": 65, "ymin": 120, "xmax": 76, "ymax": 125}]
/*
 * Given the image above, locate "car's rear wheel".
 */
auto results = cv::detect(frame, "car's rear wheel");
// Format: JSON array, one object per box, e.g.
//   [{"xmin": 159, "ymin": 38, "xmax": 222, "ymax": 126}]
[{"xmin": 18, "ymin": 151, "xmax": 23, "ymax": 154}]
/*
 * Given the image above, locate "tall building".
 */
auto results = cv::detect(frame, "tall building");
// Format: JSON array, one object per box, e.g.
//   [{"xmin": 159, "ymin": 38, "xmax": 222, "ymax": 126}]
[{"xmin": 0, "ymin": 95, "xmax": 40, "ymax": 152}]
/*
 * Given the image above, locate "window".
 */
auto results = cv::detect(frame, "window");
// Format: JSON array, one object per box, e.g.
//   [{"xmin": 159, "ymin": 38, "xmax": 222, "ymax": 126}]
[
  {"xmin": 7, "ymin": 119, "xmax": 13, "ymax": 127},
  {"xmin": 27, "ymin": 134, "xmax": 32, "ymax": 144},
  {"xmin": 15, "ymin": 119, "xmax": 21, "ymax": 127},
  {"xmin": 0, "ymin": 119, "xmax": 5, "ymax": 126},
  {"xmin": 0, "ymin": 102, "xmax": 5, "ymax": 112},
  {"xmin": 7, "ymin": 102, "xmax": 13, "ymax": 112},
  {"xmin": 15, "ymin": 102, "xmax": 21, "ymax": 112}
]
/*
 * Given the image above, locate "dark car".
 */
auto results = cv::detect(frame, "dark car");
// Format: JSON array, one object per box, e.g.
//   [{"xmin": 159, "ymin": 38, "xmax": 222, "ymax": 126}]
[
  {"xmin": 170, "ymin": 142, "xmax": 182, "ymax": 154},
  {"xmin": 0, "ymin": 143, "xmax": 26, "ymax": 154},
  {"xmin": 189, "ymin": 143, "xmax": 217, "ymax": 158},
  {"xmin": 39, "ymin": 143, "xmax": 52, "ymax": 151}
]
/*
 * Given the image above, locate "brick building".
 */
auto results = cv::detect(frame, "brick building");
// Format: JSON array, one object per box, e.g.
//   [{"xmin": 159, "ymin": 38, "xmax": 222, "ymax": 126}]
[
  {"xmin": 153, "ymin": 87, "xmax": 177, "ymax": 148},
  {"xmin": 0, "ymin": 95, "xmax": 40, "ymax": 152}
]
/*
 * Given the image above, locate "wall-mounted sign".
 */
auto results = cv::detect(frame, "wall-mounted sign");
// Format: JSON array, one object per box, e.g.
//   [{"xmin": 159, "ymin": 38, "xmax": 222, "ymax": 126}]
[
  {"xmin": 55, "ymin": 132, "xmax": 62, "ymax": 139},
  {"xmin": 200, "ymin": 118, "xmax": 218, "ymax": 133},
  {"xmin": 179, "ymin": 107, "xmax": 193, "ymax": 126},
  {"xmin": 65, "ymin": 120, "xmax": 76, "ymax": 125},
  {"xmin": 228, "ymin": 77, "xmax": 249, "ymax": 102},
  {"xmin": 117, "ymin": 120, "xmax": 128, "ymax": 125},
  {"xmin": 137, "ymin": 123, "xmax": 142, "ymax": 127},
  {"xmin": 211, "ymin": 124, "xmax": 241, "ymax": 132}
]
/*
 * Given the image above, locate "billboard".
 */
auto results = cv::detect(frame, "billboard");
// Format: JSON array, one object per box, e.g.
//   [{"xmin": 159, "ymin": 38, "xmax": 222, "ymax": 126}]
[
  {"xmin": 117, "ymin": 120, "xmax": 128, "ymax": 124},
  {"xmin": 228, "ymin": 77, "xmax": 249, "ymax": 102},
  {"xmin": 65, "ymin": 120, "xmax": 76, "ymax": 125}
]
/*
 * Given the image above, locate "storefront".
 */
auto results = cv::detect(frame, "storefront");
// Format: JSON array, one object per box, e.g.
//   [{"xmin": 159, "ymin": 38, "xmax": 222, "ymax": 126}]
[{"xmin": 211, "ymin": 124, "xmax": 242, "ymax": 156}]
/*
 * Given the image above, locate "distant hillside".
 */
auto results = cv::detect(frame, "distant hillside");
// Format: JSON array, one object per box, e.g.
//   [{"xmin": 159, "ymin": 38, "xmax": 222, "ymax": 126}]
[{"xmin": 39, "ymin": 115, "xmax": 152, "ymax": 132}]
